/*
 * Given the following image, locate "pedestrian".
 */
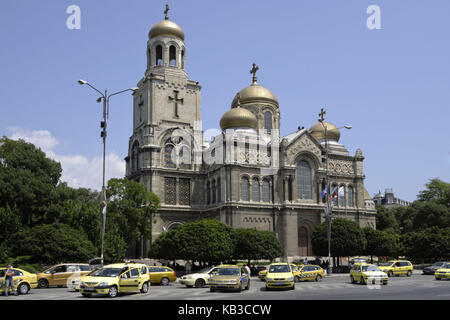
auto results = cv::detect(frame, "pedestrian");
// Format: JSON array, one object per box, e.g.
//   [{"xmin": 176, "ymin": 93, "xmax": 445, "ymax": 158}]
[
  {"xmin": 245, "ymin": 264, "xmax": 251, "ymax": 276},
  {"xmin": 185, "ymin": 260, "xmax": 192, "ymax": 274},
  {"xmin": 4, "ymin": 264, "xmax": 17, "ymax": 296},
  {"xmin": 303, "ymin": 257, "xmax": 308, "ymax": 265}
]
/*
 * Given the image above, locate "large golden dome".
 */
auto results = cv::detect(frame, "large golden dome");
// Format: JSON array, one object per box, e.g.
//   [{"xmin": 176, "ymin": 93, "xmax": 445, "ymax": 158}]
[
  {"xmin": 149, "ymin": 19, "xmax": 184, "ymax": 41},
  {"xmin": 220, "ymin": 107, "xmax": 258, "ymax": 131},
  {"xmin": 309, "ymin": 121, "xmax": 341, "ymax": 142},
  {"xmin": 231, "ymin": 82, "xmax": 278, "ymax": 108}
]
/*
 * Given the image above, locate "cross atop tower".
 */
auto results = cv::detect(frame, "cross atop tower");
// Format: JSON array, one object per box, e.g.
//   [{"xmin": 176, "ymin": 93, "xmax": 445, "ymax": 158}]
[
  {"xmin": 250, "ymin": 63, "xmax": 259, "ymax": 84},
  {"xmin": 318, "ymin": 108, "xmax": 326, "ymax": 123},
  {"xmin": 164, "ymin": 4, "xmax": 170, "ymax": 20}
]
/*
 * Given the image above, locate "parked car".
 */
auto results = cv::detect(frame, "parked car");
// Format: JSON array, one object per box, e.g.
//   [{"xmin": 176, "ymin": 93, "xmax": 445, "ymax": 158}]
[
  {"xmin": 423, "ymin": 262, "xmax": 447, "ymax": 275},
  {"xmin": 209, "ymin": 265, "xmax": 250, "ymax": 292},
  {"xmin": 378, "ymin": 260, "xmax": 413, "ymax": 277},
  {"xmin": 37, "ymin": 263, "xmax": 93, "ymax": 288},
  {"xmin": 148, "ymin": 266, "xmax": 177, "ymax": 285},
  {"xmin": 434, "ymin": 262, "xmax": 450, "ymax": 280},
  {"xmin": 79, "ymin": 263, "xmax": 150, "ymax": 298},
  {"xmin": 0, "ymin": 268, "xmax": 38, "ymax": 295},
  {"xmin": 180, "ymin": 265, "xmax": 234, "ymax": 288},
  {"xmin": 350, "ymin": 263, "xmax": 388, "ymax": 285}
]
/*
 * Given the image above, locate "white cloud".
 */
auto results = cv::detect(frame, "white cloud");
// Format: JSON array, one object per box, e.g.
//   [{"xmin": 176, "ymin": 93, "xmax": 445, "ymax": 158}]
[{"xmin": 6, "ymin": 127, "xmax": 125, "ymax": 190}]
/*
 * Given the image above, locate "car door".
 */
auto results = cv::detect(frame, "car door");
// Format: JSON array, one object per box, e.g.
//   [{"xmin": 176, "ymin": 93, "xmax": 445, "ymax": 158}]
[
  {"xmin": 119, "ymin": 268, "xmax": 140, "ymax": 292},
  {"xmin": 240, "ymin": 268, "xmax": 250, "ymax": 288},
  {"xmin": 149, "ymin": 267, "xmax": 162, "ymax": 284},
  {"xmin": 51, "ymin": 265, "xmax": 67, "ymax": 286}
]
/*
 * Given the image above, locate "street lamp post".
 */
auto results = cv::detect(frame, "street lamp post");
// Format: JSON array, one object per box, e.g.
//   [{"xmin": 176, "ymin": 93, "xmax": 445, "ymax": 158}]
[
  {"xmin": 78, "ymin": 80, "xmax": 138, "ymax": 265},
  {"xmin": 317, "ymin": 108, "xmax": 351, "ymax": 275}
]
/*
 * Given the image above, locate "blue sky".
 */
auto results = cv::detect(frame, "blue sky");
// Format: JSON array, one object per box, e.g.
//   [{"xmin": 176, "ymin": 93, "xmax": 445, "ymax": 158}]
[{"xmin": 1, "ymin": 0, "xmax": 449, "ymax": 201}]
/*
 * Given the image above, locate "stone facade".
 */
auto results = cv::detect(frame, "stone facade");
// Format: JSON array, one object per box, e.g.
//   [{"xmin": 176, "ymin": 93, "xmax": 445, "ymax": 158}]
[{"xmin": 125, "ymin": 13, "xmax": 376, "ymax": 260}]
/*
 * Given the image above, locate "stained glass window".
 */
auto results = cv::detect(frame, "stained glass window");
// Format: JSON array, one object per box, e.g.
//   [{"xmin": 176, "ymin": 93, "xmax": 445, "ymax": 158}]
[
  {"xmin": 179, "ymin": 178, "xmax": 190, "ymax": 205},
  {"xmin": 241, "ymin": 177, "xmax": 249, "ymax": 201},
  {"xmin": 164, "ymin": 144, "xmax": 176, "ymax": 168},
  {"xmin": 164, "ymin": 177, "xmax": 176, "ymax": 205},
  {"xmin": 252, "ymin": 178, "xmax": 260, "ymax": 202},
  {"xmin": 297, "ymin": 161, "xmax": 312, "ymax": 199}
]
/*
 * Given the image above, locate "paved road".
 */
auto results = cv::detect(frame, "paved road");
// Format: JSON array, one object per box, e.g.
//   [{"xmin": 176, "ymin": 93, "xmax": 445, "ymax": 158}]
[{"xmin": 4, "ymin": 273, "xmax": 449, "ymax": 300}]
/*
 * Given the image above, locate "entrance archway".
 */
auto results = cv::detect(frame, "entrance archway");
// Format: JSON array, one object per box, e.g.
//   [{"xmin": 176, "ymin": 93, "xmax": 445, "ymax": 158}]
[{"xmin": 298, "ymin": 226, "xmax": 309, "ymax": 256}]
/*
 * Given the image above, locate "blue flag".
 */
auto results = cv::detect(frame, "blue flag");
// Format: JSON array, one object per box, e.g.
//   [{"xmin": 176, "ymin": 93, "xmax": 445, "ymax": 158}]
[{"xmin": 321, "ymin": 187, "xmax": 329, "ymax": 198}]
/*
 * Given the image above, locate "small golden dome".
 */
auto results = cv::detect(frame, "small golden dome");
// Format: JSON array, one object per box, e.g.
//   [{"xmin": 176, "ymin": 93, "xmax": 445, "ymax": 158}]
[
  {"xmin": 309, "ymin": 121, "xmax": 341, "ymax": 142},
  {"xmin": 231, "ymin": 83, "xmax": 278, "ymax": 108},
  {"xmin": 149, "ymin": 20, "xmax": 184, "ymax": 41},
  {"xmin": 220, "ymin": 107, "xmax": 258, "ymax": 131}
]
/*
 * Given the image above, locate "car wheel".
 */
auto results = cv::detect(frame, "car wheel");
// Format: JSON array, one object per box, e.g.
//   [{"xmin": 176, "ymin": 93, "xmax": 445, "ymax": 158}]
[
  {"xmin": 237, "ymin": 282, "xmax": 243, "ymax": 292},
  {"xmin": 295, "ymin": 276, "xmax": 300, "ymax": 283},
  {"xmin": 38, "ymin": 279, "xmax": 49, "ymax": 289},
  {"xmin": 160, "ymin": 277, "xmax": 170, "ymax": 286},
  {"xmin": 436, "ymin": 277, "xmax": 441, "ymax": 281},
  {"xmin": 315, "ymin": 275, "xmax": 322, "ymax": 282},
  {"xmin": 360, "ymin": 277, "xmax": 366, "ymax": 285},
  {"xmin": 18, "ymin": 283, "xmax": 30, "ymax": 295},
  {"xmin": 195, "ymin": 279, "xmax": 205, "ymax": 288},
  {"xmin": 210, "ymin": 287, "xmax": 215, "ymax": 292},
  {"xmin": 407, "ymin": 270, "xmax": 412, "ymax": 277},
  {"xmin": 245, "ymin": 280, "xmax": 250, "ymax": 290},
  {"xmin": 81, "ymin": 293, "xmax": 92, "ymax": 298},
  {"xmin": 140, "ymin": 282, "xmax": 149, "ymax": 293},
  {"xmin": 350, "ymin": 276, "xmax": 356, "ymax": 284},
  {"xmin": 108, "ymin": 285, "xmax": 118, "ymax": 298}
]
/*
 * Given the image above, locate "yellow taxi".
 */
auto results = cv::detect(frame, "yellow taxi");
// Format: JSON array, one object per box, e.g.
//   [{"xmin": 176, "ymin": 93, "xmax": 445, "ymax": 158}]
[
  {"xmin": 209, "ymin": 265, "xmax": 250, "ymax": 292},
  {"xmin": 293, "ymin": 265, "xmax": 325, "ymax": 282},
  {"xmin": 36, "ymin": 263, "xmax": 93, "ymax": 288},
  {"xmin": 378, "ymin": 260, "xmax": 413, "ymax": 277},
  {"xmin": 180, "ymin": 265, "xmax": 226, "ymax": 288},
  {"xmin": 350, "ymin": 263, "xmax": 388, "ymax": 285},
  {"xmin": 148, "ymin": 266, "xmax": 177, "ymax": 285},
  {"xmin": 79, "ymin": 263, "xmax": 150, "ymax": 298},
  {"xmin": 0, "ymin": 267, "xmax": 38, "ymax": 295},
  {"xmin": 434, "ymin": 262, "xmax": 450, "ymax": 280},
  {"xmin": 258, "ymin": 265, "xmax": 269, "ymax": 281},
  {"xmin": 265, "ymin": 263, "xmax": 295, "ymax": 290}
]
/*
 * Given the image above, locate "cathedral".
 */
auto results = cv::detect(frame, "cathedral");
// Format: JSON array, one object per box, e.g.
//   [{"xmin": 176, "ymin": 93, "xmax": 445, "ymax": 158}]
[{"xmin": 125, "ymin": 7, "xmax": 376, "ymax": 260}]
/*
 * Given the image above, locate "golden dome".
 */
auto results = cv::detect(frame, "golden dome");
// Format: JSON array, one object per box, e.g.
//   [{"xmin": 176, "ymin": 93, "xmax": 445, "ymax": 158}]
[
  {"xmin": 149, "ymin": 19, "xmax": 184, "ymax": 41},
  {"xmin": 231, "ymin": 82, "xmax": 278, "ymax": 108},
  {"xmin": 309, "ymin": 121, "xmax": 341, "ymax": 142},
  {"xmin": 220, "ymin": 107, "xmax": 258, "ymax": 131}
]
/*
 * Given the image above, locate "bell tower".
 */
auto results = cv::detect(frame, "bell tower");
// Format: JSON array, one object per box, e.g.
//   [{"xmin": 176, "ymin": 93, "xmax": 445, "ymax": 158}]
[{"xmin": 126, "ymin": 5, "xmax": 202, "ymax": 190}]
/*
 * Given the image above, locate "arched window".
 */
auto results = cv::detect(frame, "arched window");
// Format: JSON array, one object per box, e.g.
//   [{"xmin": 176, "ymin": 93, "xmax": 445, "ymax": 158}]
[
  {"xmin": 164, "ymin": 143, "xmax": 176, "ymax": 168},
  {"xmin": 264, "ymin": 111, "xmax": 272, "ymax": 133},
  {"xmin": 181, "ymin": 50, "xmax": 185, "ymax": 69},
  {"xmin": 339, "ymin": 185, "xmax": 346, "ymax": 207},
  {"xmin": 156, "ymin": 45, "xmax": 163, "ymax": 66},
  {"xmin": 169, "ymin": 45, "xmax": 176, "ymax": 66},
  {"xmin": 348, "ymin": 186, "xmax": 354, "ymax": 207},
  {"xmin": 252, "ymin": 178, "xmax": 260, "ymax": 202},
  {"xmin": 262, "ymin": 179, "xmax": 271, "ymax": 203},
  {"xmin": 241, "ymin": 177, "xmax": 249, "ymax": 201},
  {"xmin": 297, "ymin": 161, "xmax": 312, "ymax": 199}
]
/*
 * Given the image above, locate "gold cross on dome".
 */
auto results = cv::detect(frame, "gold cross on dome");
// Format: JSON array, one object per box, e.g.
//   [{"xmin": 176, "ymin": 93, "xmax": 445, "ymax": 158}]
[
  {"xmin": 318, "ymin": 108, "xmax": 326, "ymax": 122},
  {"xmin": 250, "ymin": 63, "xmax": 259, "ymax": 83},
  {"xmin": 164, "ymin": 4, "xmax": 170, "ymax": 20}
]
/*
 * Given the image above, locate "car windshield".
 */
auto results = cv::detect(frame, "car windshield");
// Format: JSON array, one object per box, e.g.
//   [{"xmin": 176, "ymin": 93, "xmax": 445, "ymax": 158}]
[
  {"xmin": 442, "ymin": 263, "xmax": 450, "ymax": 269},
  {"xmin": 362, "ymin": 265, "xmax": 380, "ymax": 272},
  {"xmin": 89, "ymin": 268, "xmax": 123, "ymax": 277},
  {"xmin": 216, "ymin": 268, "xmax": 240, "ymax": 276},
  {"xmin": 269, "ymin": 265, "xmax": 291, "ymax": 273}
]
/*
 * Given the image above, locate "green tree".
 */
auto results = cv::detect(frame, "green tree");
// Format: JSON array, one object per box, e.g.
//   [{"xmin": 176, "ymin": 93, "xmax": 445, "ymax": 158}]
[
  {"xmin": 417, "ymin": 178, "xmax": 450, "ymax": 207},
  {"xmin": 10, "ymin": 223, "xmax": 96, "ymax": 264},
  {"xmin": 311, "ymin": 218, "xmax": 366, "ymax": 258},
  {"xmin": 106, "ymin": 178, "xmax": 160, "ymax": 249},
  {"xmin": 149, "ymin": 219, "xmax": 234, "ymax": 264},
  {"xmin": 362, "ymin": 227, "xmax": 397, "ymax": 261},
  {"xmin": 0, "ymin": 137, "xmax": 62, "ymax": 228},
  {"xmin": 231, "ymin": 228, "xmax": 283, "ymax": 263}
]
